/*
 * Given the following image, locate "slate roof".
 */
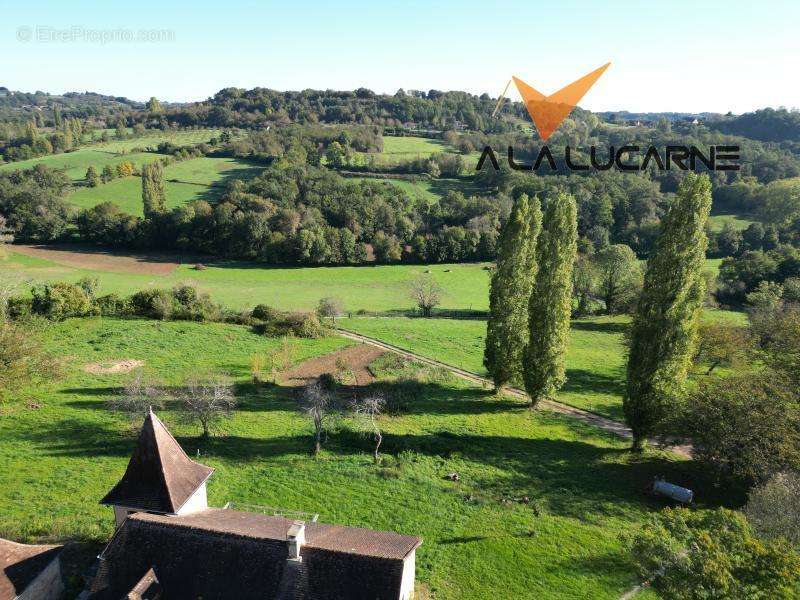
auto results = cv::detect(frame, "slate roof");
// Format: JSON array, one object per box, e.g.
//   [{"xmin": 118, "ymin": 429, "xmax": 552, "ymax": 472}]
[
  {"xmin": 101, "ymin": 410, "xmax": 214, "ymax": 514},
  {"xmin": 0, "ymin": 539, "xmax": 61, "ymax": 600},
  {"xmin": 89, "ymin": 509, "xmax": 422, "ymax": 600}
]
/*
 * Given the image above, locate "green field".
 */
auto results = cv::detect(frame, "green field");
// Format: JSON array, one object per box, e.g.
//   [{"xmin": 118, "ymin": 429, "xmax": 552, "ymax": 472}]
[
  {"xmin": 2, "ymin": 253, "xmax": 493, "ymax": 312},
  {"xmin": 351, "ymin": 176, "xmax": 480, "ymax": 203},
  {"xmin": 0, "ymin": 149, "xmax": 161, "ymax": 181},
  {"xmin": 1, "ymin": 250, "xmax": 730, "ymax": 314},
  {"xmin": 67, "ymin": 156, "xmax": 263, "ymax": 215},
  {"xmin": 338, "ymin": 309, "xmax": 746, "ymax": 421},
  {"xmin": 707, "ymin": 212, "xmax": 755, "ymax": 232},
  {"xmin": 0, "ymin": 129, "xmax": 222, "ymax": 181},
  {"xmin": 381, "ymin": 136, "xmax": 452, "ymax": 157},
  {"xmin": 2, "ymin": 249, "xmax": 746, "ymax": 422},
  {"xmin": 0, "ymin": 316, "xmax": 706, "ymax": 598}
]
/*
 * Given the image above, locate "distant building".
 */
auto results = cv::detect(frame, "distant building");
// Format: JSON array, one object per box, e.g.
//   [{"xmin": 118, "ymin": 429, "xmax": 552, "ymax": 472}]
[
  {"xmin": 0, "ymin": 539, "xmax": 63, "ymax": 600},
  {"xmin": 86, "ymin": 410, "xmax": 422, "ymax": 600}
]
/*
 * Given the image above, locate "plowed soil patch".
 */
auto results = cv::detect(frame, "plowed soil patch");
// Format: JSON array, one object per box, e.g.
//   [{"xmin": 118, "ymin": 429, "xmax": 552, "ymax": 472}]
[
  {"xmin": 281, "ymin": 344, "xmax": 386, "ymax": 387},
  {"xmin": 11, "ymin": 244, "xmax": 185, "ymax": 275}
]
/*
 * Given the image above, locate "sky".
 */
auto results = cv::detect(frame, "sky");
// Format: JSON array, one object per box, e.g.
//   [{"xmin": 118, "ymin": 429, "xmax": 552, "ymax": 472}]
[{"xmin": 2, "ymin": 0, "xmax": 799, "ymax": 114}]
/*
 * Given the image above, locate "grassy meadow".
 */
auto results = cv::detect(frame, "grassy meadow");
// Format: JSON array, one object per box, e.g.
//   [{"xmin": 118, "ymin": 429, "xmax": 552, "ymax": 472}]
[
  {"xmin": 68, "ymin": 156, "xmax": 263, "ymax": 215},
  {"xmin": 0, "ymin": 129, "xmax": 252, "ymax": 216},
  {"xmin": 0, "ymin": 317, "xmax": 712, "ymax": 598},
  {"xmin": 3, "ymin": 248, "xmax": 744, "ymax": 422}
]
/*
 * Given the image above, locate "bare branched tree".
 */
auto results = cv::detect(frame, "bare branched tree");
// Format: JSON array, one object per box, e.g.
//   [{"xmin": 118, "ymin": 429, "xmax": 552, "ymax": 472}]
[
  {"xmin": 181, "ymin": 375, "xmax": 237, "ymax": 437},
  {"xmin": 352, "ymin": 394, "xmax": 386, "ymax": 463},
  {"xmin": 107, "ymin": 371, "xmax": 164, "ymax": 422},
  {"xmin": 409, "ymin": 275, "xmax": 443, "ymax": 317},
  {"xmin": 299, "ymin": 380, "xmax": 332, "ymax": 455}
]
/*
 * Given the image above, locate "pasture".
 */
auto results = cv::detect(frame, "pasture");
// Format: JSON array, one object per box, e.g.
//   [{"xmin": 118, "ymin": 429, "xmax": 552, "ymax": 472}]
[
  {"xmin": 67, "ymin": 156, "xmax": 263, "ymax": 215},
  {"xmin": 2, "ymin": 247, "xmax": 744, "ymax": 422},
  {"xmin": 0, "ymin": 316, "xmax": 705, "ymax": 598}
]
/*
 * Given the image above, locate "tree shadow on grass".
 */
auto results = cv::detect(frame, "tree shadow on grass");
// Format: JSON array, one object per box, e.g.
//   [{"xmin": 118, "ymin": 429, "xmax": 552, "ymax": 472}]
[
  {"xmin": 61, "ymin": 377, "xmax": 525, "ymax": 417},
  {"xmin": 562, "ymin": 368, "xmax": 626, "ymax": 398},
  {"xmin": 16, "ymin": 410, "xmax": 740, "ymax": 521},
  {"xmin": 571, "ymin": 320, "xmax": 630, "ymax": 335}
]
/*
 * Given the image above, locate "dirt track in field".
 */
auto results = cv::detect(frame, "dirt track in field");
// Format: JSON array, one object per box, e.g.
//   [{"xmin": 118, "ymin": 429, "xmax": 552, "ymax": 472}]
[
  {"xmin": 10, "ymin": 244, "xmax": 197, "ymax": 275},
  {"xmin": 336, "ymin": 328, "xmax": 693, "ymax": 459},
  {"xmin": 280, "ymin": 344, "xmax": 386, "ymax": 387}
]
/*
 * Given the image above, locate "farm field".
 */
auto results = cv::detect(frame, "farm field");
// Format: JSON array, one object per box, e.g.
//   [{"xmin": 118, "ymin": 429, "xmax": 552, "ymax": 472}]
[
  {"xmin": 0, "ymin": 149, "xmax": 161, "ymax": 181},
  {"xmin": 2, "ymin": 250, "xmax": 494, "ymax": 311},
  {"xmin": 67, "ymin": 156, "xmax": 263, "ymax": 215},
  {"xmin": 707, "ymin": 212, "xmax": 755, "ymax": 232},
  {"xmin": 2, "ymin": 247, "xmax": 730, "ymax": 314},
  {"xmin": 350, "ymin": 175, "xmax": 480, "ymax": 203},
  {"xmin": 2, "ymin": 247, "xmax": 746, "ymax": 422},
  {"xmin": 0, "ymin": 316, "xmax": 705, "ymax": 598},
  {"xmin": 0, "ymin": 129, "xmax": 222, "ymax": 181}
]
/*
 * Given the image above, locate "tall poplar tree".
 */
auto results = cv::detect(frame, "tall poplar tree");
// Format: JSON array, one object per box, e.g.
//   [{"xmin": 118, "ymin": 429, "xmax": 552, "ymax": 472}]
[
  {"xmin": 484, "ymin": 194, "xmax": 542, "ymax": 389},
  {"xmin": 624, "ymin": 174, "xmax": 712, "ymax": 450},
  {"xmin": 523, "ymin": 192, "xmax": 578, "ymax": 406},
  {"xmin": 141, "ymin": 162, "xmax": 166, "ymax": 218}
]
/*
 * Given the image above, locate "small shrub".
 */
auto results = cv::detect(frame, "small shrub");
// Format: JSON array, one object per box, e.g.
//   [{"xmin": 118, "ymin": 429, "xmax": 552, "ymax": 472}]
[
  {"xmin": 128, "ymin": 288, "xmax": 174, "ymax": 320},
  {"xmin": 95, "ymin": 294, "xmax": 128, "ymax": 317},
  {"xmin": 31, "ymin": 282, "xmax": 92, "ymax": 321},
  {"xmin": 251, "ymin": 304, "xmax": 281, "ymax": 322},
  {"xmin": 295, "ymin": 313, "xmax": 325, "ymax": 338},
  {"xmin": 6, "ymin": 296, "xmax": 33, "ymax": 320},
  {"xmin": 318, "ymin": 372, "xmax": 337, "ymax": 391},
  {"xmin": 316, "ymin": 297, "xmax": 344, "ymax": 321}
]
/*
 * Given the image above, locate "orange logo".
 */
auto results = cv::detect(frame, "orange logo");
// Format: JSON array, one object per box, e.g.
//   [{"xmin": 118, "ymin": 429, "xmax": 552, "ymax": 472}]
[{"xmin": 499, "ymin": 63, "xmax": 610, "ymax": 141}]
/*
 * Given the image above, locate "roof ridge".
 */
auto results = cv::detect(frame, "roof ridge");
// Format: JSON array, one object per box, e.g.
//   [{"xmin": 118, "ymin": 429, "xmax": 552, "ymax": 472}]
[{"xmin": 147, "ymin": 413, "xmax": 176, "ymax": 513}]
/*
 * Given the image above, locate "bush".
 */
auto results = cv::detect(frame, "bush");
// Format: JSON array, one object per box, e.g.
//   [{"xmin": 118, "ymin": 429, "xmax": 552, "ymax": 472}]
[
  {"xmin": 170, "ymin": 284, "xmax": 221, "ymax": 322},
  {"xmin": 317, "ymin": 297, "xmax": 344, "ymax": 321},
  {"xmin": 31, "ymin": 282, "xmax": 92, "ymax": 321},
  {"xmin": 128, "ymin": 288, "xmax": 174, "ymax": 320},
  {"xmin": 251, "ymin": 304, "xmax": 282, "ymax": 322},
  {"xmin": 628, "ymin": 507, "xmax": 800, "ymax": 599},
  {"xmin": 251, "ymin": 311, "xmax": 325, "ymax": 338},
  {"xmin": 95, "ymin": 294, "xmax": 129, "ymax": 317},
  {"xmin": 745, "ymin": 472, "xmax": 800, "ymax": 546},
  {"xmin": 318, "ymin": 372, "xmax": 337, "ymax": 391},
  {"xmin": 684, "ymin": 375, "xmax": 800, "ymax": 485},
  {"xmin": 295, "ymin": 313, "xmax": 325, "ymax": 338},
  {"xmin": 6, "ymin": 296, "xmax": 33, "ymax": 320}
]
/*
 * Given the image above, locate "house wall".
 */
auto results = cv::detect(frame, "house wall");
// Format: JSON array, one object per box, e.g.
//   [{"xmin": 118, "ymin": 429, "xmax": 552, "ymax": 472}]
[
  {"xmin": 399, "ymin": 551, "xmax": 416, "ymax": 600},
  {"xmin": 18, "ymin": 556, "xmax": 63, "ymax": 600},
  {"xmin": 176, "ymin": 482, "xmax": 208, "ymax": 515}
]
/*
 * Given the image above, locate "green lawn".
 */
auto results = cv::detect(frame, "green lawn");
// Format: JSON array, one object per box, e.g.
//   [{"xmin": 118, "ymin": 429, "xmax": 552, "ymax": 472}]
[
  {"xmin": 0, "ymin": 317, "xmax": 709, "ymax": 598},
  {"xmin": 67, "ymin": 157, "xmax": 263, "ymax": 215}
]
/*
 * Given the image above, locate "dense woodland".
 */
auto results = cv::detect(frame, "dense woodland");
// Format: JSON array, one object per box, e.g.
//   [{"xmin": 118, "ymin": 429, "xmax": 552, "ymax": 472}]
[{"xmin": 1, "ymin": 87, "xmax": 800, "ymax": 304}]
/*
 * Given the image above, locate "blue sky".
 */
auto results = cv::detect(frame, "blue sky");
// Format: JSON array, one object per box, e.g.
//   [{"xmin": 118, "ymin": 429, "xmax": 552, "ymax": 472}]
[{"xmin": 2, "ymin": 0, "xmax": 799, "ymax": 113}]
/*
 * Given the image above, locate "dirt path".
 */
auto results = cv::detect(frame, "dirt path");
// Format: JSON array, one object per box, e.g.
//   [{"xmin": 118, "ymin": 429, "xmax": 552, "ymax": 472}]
[
  {"xmin": 335, "ymin": 328, "xmax": 692, "ymax": 459},
  {"xmin": 280, "ymin": 344, "xmax": 386, "ymax": 387}
]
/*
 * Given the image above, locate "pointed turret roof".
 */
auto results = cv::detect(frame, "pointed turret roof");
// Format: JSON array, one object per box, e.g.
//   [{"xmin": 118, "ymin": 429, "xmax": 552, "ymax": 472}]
[{"xmin": 101, "ymin": 410, "xmax": 213, "ymax": 514}]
